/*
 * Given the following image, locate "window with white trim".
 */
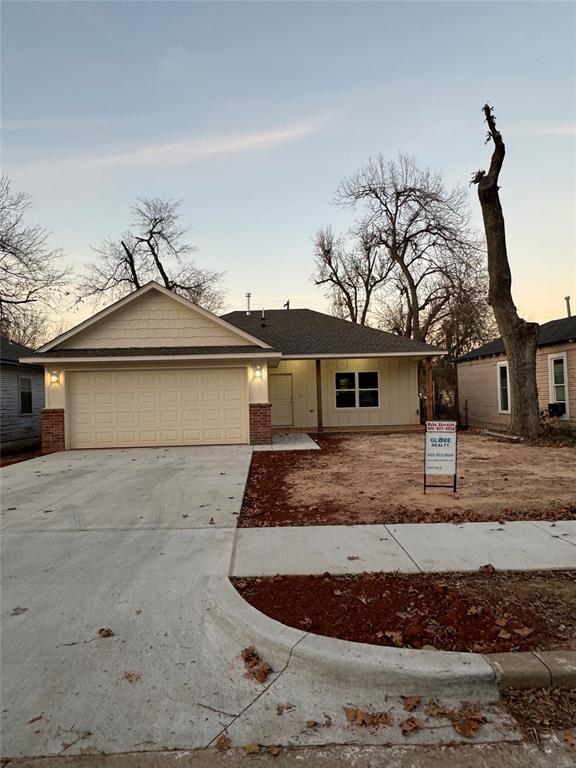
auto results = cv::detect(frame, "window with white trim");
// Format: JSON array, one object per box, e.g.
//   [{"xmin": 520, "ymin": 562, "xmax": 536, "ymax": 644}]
[
  {"xmin": 335, "ymin": 371, "xmax": 379, "ymax": 408},
  {"xmin": 497, "ymin": 362, "xmax": 510, "ymax": 414},
  {"xmin": 19, "ymin": 377, "xmax": 32, "ymax": 415},
  {"xmin": 548, "ymin": 352, "xmax": 569, "ymax": 418}
]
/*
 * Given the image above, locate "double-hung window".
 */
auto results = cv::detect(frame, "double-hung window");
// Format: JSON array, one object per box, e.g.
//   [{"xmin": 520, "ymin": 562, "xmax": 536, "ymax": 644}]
[
  {"xmin": 549, "ymin": 352, "xmax": 569, "ymax": 418},
  {"xmin": 19, "ymin": 377, "xmax": 33, "ymax": 416},
  {"xmin": 335, "ymin": 371, "xmax": 379, "ymax": 409},
  {"xmin": 497, "ymin": 362, "xmax": 510, "ymax": 414}
]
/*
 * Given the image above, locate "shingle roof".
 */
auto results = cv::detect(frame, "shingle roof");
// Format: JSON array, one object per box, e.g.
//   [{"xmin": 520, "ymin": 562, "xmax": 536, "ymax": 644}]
[
  {"xmin": 27, "ymin": 345, "xmax": 271, "ymax": 359},
  {"xmin": 222, "ymin": 309, "xmax": 443, "ymax": 356},
  {"xmin": 0, "ymin": 335, "xmax": 38, "ymax": 366},
  {"xmin": 458, "ymin": 316, "xmax": 576, "ymax": 361}
]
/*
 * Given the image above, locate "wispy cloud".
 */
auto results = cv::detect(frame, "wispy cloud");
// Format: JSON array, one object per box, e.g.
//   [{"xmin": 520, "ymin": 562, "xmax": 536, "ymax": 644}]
[{"xmin": 9, "ymin": 118, "xmax": 323, "ymax": 176}]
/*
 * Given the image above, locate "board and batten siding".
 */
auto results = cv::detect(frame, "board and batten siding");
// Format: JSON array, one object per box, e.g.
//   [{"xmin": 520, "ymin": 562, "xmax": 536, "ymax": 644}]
[
  {"xmin": 272, "ymin": 357, "xmax": 420, "ymax": 428},
  {"xmin": 458, "ymin": 342, "xmax": 575, "ymax": 430},
  {"xmin": 0, "ymin": 366, "xmax": 44, "ymax": 448},
  {"xmin": 58, "ymin": 290, "xmax": 250, "ymax": 349}
]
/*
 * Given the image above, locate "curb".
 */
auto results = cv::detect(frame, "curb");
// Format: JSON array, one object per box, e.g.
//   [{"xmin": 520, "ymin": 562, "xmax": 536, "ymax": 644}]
[
  {"xmin": 486, "ymin": 650, "xmax": 576, "ymax": 690},
  {"xmin": 204, "ymin": 575, "xmax": 499, "ymax": 701}
]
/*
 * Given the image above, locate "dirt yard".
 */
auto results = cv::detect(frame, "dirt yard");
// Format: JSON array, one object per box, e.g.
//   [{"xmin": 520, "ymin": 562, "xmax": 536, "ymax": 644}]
[
  {"xmin": 233, "ymin": 571, "xmax": 576, "ymax": 653},
  {"xmin": 240, "ymin": 433, "xmax": 576, "ymax": 527}
]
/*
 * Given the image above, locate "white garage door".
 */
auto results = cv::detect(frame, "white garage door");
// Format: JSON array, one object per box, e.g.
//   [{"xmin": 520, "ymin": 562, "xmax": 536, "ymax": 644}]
[{"xmin": 67, "ymin": 368, "xmax": 249, "ymax": 448}]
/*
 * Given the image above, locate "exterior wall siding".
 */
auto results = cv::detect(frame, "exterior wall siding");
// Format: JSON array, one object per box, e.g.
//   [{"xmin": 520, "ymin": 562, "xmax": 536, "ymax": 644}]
[
  {"xmin": 458, "ymin": 342, "xmax": 576, "ymax": 430},
  {"xmin": 58, "ymin": 291, "xmax": 251, "ymax": 349},
  {"xmin": 272, "ymin": 360, "xmax": 318, "ymax": 428},
  {"xmin": 0, "ymin": 366, "xmax": 44, "ymax": 448}
]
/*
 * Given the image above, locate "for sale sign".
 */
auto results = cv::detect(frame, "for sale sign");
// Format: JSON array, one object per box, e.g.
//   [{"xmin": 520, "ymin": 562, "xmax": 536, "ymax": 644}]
[{"xmin": 424, "ymin": 421, "xmax": 457, "ymax": 492}]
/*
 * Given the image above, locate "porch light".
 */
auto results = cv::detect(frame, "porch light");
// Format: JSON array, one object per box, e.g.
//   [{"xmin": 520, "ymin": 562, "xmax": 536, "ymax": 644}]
[
  {"xmin": 49, "ymin": 371, "xmax": 60, "ymax": 384},
  {"xmin": 253, "ymin": 364, "xmax": 262, "ymax": 380}
]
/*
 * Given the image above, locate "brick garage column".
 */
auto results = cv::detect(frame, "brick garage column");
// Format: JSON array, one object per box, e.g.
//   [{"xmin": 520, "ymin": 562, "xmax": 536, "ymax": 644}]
[
  {"xmin": 249, "ymin": 403, "xmax": 272, "ymax": 445},
  {"xmin": 41, "ymin": 408, "xmax": 65, "ymax": 453}
]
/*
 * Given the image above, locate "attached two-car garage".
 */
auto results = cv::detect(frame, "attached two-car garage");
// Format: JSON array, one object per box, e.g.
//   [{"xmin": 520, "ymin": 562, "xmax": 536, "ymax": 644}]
[{"xmin": 67, "ymin": 367, "xmax": 249, "ymax": 449}]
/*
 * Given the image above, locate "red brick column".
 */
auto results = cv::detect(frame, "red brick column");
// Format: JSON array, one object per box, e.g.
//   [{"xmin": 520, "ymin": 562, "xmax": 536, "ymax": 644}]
[
  {"xmin": 249, "ymin": 403, "xmax": 272, "ymax": 445},
  {"xmin": 42, "ymin": 408, "xmax": 65, "ymax": 453}
]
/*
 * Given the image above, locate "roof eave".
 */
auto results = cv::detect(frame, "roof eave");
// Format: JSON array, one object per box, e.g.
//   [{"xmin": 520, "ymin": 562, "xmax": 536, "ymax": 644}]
[{"xmin": 20, "ymin": 351, "xmax": 282, "ymax": 364}]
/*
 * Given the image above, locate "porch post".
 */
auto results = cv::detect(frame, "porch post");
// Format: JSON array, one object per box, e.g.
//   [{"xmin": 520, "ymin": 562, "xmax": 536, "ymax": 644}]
[
  {"xmin": 425, "ymin": 356, "xmax": 434, "ymax": 422},
  {"xmin": 315, "ymin": 359, "xmax": 323, "ymax": 432}
]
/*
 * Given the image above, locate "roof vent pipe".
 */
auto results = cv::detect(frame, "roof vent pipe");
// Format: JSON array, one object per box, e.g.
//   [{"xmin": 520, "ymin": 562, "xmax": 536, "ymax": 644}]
[
  {"xmin": 283, "ymin": 300, "xmax": 290, "ymax": 310},
  {"xmin": 245, "ymin": 292, "xmax": 251, "ymax": 316},
  {"xmin": 261, "ymin": 308, "xmax": 266, "ymax": 327},
  {"xmin": 565, "ymin": 296, "xmax": 572, "ymax": 318}
]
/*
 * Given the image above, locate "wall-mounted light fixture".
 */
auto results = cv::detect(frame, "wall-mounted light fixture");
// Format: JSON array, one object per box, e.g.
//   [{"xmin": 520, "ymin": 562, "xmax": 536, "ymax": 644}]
[
  {"xmin": 49, "ymin": 371, "xmax": 60, "ymax": 384},
  {"xmin": 253, "ymin": 363, "xmax": 262, "ymax": 380}
]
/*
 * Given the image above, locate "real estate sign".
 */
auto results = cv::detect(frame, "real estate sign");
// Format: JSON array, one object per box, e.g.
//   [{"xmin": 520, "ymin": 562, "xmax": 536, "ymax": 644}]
[{"xmin": 424, "ymin": 421, "xmax": 457, "ymax": 492}]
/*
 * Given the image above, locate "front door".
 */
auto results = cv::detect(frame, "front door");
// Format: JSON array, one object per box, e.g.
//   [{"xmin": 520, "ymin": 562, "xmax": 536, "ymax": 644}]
[{"xmin": 269, "ymin": 374, "xmax": 293, "ymax": 426}]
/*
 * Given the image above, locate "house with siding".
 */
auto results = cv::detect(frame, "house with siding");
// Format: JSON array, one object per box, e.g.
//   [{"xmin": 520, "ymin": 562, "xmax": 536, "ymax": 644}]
[
  {"xmin": 1, "ymin": 336, "xmax": 45, "ymax": 453},
  {"xmin": 20, "ymin": 281, "xmax": 444, "ymax": 452},
  {"xmin": 457, "ymin": 316, "xmax": 576, "ymax": 432}
]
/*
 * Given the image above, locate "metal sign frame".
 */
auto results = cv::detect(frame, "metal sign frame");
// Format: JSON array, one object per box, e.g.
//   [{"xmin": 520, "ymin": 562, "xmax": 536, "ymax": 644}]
[{"xmin": 423, "ymin": 421, "xmax": 458, "ymax": 494}]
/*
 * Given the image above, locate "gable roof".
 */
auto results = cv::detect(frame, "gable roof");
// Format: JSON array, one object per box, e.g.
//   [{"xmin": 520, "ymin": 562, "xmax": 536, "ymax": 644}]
[
  {"xmin": 222, "ymin": 308, "xmax": 444, "ymax": 357},
  {"xmin": 37, "ymin": 282, "xmax": 272, "ymax": 353},
  {"xmin": 458, "ymin": 316, "xmax": 576, "ymax": 362}
]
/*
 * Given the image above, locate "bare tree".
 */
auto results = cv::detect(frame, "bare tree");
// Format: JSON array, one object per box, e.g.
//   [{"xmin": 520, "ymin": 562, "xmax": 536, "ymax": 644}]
[
  {"xmin": 79, "ymin": 198, "xmax": 225, "ymax": 312},
  {"xmin": 334, "ymin": 154, "xmax": 482, "ymax": 335},
  {"xmin": 0, "ymin": 176, "xmax": 69, "ymax": 343},
  {"xmin": 471, "ymin": 105, "xmax": 541, "ymax": 438},
  {"xmin": 313, "ymin": 225, "xmax": 393, "ymax": 324}
]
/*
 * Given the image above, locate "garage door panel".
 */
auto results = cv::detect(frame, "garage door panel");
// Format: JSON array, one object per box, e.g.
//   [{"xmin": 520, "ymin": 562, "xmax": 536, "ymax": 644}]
[{"xmin": 67, "ymin": 367, "xmax": 248, "ymax": 448}]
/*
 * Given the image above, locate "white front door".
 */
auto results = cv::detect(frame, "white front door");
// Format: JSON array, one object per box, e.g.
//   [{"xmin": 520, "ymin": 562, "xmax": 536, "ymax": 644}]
[{"xmin": 269, "ymin": 374, "xmax": 293, "ymax": 426}]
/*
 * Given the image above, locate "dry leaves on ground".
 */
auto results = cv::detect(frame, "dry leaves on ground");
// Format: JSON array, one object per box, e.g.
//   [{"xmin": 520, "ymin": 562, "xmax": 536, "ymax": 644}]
[
  {"xmin": 122, "ymin": 671, "xmax": 141, "ymax": 684},
  {"xmin": 563, "ymin": 730, "xmax": 576, "ymax": 749},
  {"xmin": 98, "ymin": 628, "xmax": 114, "ymax": 638},
  {"xmin": 241, "ymin": 645, "xmax": 273, "ymax": 684},
  {"xmin": 243, "ymin": 742, "xmax": 260, "ymax": 754},
  {"xmin": 400, "ymin": 716, "xmax": 424, "ymax": 735},
  {"xmin": 344, "ymin": 706, "xmax": 393, "ymax": 728},
  {"xmin": 402, "ymin": 696, "xmax": 421, "ymax": 712},
  {"xmin": 216, "ymin": 734, "xmax": 231, "ymax": 752}
]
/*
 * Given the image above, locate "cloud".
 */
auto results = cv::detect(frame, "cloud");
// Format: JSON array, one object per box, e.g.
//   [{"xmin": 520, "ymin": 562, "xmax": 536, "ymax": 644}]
[{"xmin": 9, "ymin": 118, "xmax": 323, "ymax": 176}]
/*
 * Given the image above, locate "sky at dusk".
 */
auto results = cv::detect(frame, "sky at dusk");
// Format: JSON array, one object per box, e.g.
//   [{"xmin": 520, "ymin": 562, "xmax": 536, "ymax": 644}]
[{"xmin": 2, "ymin": 0, "xmax": 575, "ymax": 327}]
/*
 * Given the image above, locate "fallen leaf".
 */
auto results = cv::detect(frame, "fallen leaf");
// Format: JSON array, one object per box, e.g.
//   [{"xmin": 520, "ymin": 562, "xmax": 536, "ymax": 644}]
[
  {"xmin": 467, "ymin": 606, "xmax": 482, "ymax": 616},
  {"xmin": 384, "ymin": 630, "xmax": 403, "ymax": 646},
  {"xmin": 453, "ymin": 717, "xmax": 482, "ymax": 738},
  {"xmin": 10, "ymin": 607, "xmax": 27, "ymax": 616},
  {"xmin": 276, "ymin": 703, "xmax": 295, "ymax": 715},
  {"xmin": 122, "ymin": 671, "xmax": 141, "ymax": 684},
  {"xmin": 252, "ymin": 662, "xmax": 272, "ymax": 684},
  {"xmin": 243, "ymin": 742, "xmax": 260, "ymax": 754},
  {"xmin": 98, "ymin": 628, "xmax": 114, "ymax": 638},
  {"xmin": 402, "ymin": 696, "xmax": 421, "ymax": 712},
  {"xmin": 268, "ymin": 745, "xmax": 281, "ymax": 756},
  {"xmin": 495, "ymin": 617, "xmax": 508, "ymax": 627},
  {"xmin": 344, "ymin": 706, "xmax": 357, "ymax": 722},
  {"xmin": 241, "ymin": 646, "xmax": 260, "ymax": 667},
  {"xmin": 498, "ymin": 629, "xmax": 512, "ymax": 640},
  {"xmin": 305, "ymin": 720, "xmax": 318, "ymax": 729},
  {"xmin": 400, "ymin": 716, "xmax": 423, "ymax": 736},
  {"xmin": 216, "ymin": 734, "xmax": 231, "ymax": 752},
  {"xmin": 355, "ymin": 709, "xmax": 372, "ymax": 726},
  {"xmin": 347, "ymin": 555, "xmax": 360, "ymax": 561},
  {"xmin": 563, "ymin": 730, "xmax": 576, "ymax": 749},
  {"xmin": 513, "ymin": 627, "xmax": 534, "ymax": 638},
  {"xmin": 208, "ymin": 517, "xmax": 215, "ymax": 525},
  {"xmin": 426, "ymin": 701, "xmax": 448, "ymax": 718},
  {"xmin": 479, "ymin": 564, "xmax": 496, "ymax": 574}
]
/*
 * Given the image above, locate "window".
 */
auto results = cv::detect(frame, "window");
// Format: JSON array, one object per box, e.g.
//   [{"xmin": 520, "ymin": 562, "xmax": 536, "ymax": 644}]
[
  {"xmin": 19, "ymin": 377, "xmax": 32, "ymax": 415},
  {"xmin": 335, "ymin": 371, "xmax": 379, "ymax": 409},
  {"xmin": 497, "ymin": 362, "xmax": 510, "ymax": 414},
  {"xmin": 549, "ymin": 352, "xmax": 569, "ymax": 418}
]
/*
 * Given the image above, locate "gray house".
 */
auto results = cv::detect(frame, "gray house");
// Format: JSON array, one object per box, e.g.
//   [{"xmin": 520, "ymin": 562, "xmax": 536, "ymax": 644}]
[{"xmin": 1, "ymin": 336, "xmax": 45, "ymax": 453}]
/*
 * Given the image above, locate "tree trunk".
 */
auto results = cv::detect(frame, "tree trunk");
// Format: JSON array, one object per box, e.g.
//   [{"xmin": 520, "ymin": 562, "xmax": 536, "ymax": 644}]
[{"xmin": 475, "ymin": 105, "xmax": 540, "ymax": 438}]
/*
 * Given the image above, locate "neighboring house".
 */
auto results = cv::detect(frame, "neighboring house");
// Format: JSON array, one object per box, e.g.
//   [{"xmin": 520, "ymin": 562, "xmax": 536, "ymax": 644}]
[
  {"xmin": 457, "ymin": 316, "xmax": 576, "ymax": 432},
  {"xmin": 21, "ymin": 281, "xmax": 443, "ymax": 452},
  {"xmin": 1, "ymin": 336, "xmax": 45, "ymax": 453}
]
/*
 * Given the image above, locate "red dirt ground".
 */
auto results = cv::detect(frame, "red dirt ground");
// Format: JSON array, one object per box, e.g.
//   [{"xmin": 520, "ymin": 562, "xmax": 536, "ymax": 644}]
[
  {"xmin": 239, "ymin": 433, "xmax": 576, "ymax": 527},
  {"xmin": 232, "ymin": 571, "xmax": 576, "ymax": 654}
]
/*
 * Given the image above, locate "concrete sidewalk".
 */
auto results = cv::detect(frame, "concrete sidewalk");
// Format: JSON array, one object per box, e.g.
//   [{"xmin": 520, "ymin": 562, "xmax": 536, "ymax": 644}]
[{"xmin": 231, "ymin": 520, "xmax": 576, "ymax": 576}]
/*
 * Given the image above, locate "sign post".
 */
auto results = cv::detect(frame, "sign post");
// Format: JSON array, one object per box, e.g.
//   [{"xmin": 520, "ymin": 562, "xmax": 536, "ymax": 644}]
[{"xmin": 424, "ymin": 420, "xmax": 457, "ymax": 493}]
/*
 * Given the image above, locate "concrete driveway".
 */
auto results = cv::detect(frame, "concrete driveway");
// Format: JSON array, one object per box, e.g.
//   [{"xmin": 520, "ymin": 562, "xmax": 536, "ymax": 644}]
[{"xmin": 2, "ymin": 447, "xmax": 520, "ymax": 760}]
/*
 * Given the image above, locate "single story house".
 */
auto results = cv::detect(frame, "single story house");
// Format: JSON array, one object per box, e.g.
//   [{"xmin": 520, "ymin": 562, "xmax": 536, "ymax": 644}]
[
  {"xmin": 21, "ymin": 281, "xmax": 443, "ymax": 451},
  {"xmin": 457, "ymin": 315, "xmax": 576, "ymax": 432},
  {"xmin": 1, "ymin": 336, "xmax": 45, "ymax": 453}
]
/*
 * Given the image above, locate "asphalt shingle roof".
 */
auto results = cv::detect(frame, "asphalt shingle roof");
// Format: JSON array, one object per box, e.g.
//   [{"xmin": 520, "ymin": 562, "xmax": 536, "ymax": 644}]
[
  {"xmin": 222, "ymin": 309, "xmax": 442, "ymax": 356},
  {"xmin": 458, "ymin": 316, "xmax": 576, "ymax": 361},
  {"xmin": 0, "ymin": 335, "xmax": 36, "ymax": 365}
]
